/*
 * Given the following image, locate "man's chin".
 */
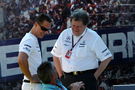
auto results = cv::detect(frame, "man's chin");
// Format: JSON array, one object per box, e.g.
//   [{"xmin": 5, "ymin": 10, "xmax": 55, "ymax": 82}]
[{"xmin": 38, "ymin": 36, "xmax": 44, "ymax": 39}]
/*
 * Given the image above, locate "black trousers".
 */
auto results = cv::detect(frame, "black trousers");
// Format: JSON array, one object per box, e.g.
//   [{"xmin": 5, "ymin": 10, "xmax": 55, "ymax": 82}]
[{"xmin": 61, "ymin": 70, "xmax": 98, "ymax": 90}]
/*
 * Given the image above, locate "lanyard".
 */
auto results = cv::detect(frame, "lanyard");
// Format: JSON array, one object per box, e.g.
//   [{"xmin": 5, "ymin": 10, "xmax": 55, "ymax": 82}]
[{"xmin": 71, "ymin": 29, "xmax": 87, "ymax": 51}]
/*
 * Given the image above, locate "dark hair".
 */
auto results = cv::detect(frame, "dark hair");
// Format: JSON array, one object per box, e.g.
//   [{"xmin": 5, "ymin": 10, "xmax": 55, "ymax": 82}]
[
  {"xmin": 37, "ymin": 61, "xmax": 54, "ymax": 84},
  {"xmin": 36, "ymin": 13, "xmax": 52, "ymax": 24},
  {"xmin": 70, "ymin": 9, "xmax": 89, "ymax": 25}
]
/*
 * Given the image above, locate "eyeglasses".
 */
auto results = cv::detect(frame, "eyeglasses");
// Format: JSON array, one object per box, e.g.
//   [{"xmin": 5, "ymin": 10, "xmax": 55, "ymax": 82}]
[
  {"xmin": 38, "ymin": 23, "xmax": 50, "ymax": 31},
  {"xmin": 40, "ymin": 25, "xmax": 50, "ymax": 31}
]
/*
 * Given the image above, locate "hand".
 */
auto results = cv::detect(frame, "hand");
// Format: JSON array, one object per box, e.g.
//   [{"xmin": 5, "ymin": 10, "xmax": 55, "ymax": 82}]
[
  {"xmin": 30, "ymin": 74, "xmax": 41, "ymax": 83},
  {"xmin": 70, "ymin": 81, "xmax": 85, "ymax": 90},
  {"xmin": 58, "ymin": 72, "xmax": 63, "ymax": 79},
  {"xmin": 94, "ymin": 73, "xmax": 98, "ymax": 80}
]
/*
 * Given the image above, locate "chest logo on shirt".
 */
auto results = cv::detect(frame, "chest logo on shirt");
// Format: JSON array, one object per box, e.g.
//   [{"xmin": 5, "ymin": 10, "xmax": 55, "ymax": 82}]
[
  {"xmin": 65, "ymin": 36, "xmax": 71, "ymax": 43},
  {"xmin": 79, "ymin": 41, "xmax": 86, "ymax": 47}
]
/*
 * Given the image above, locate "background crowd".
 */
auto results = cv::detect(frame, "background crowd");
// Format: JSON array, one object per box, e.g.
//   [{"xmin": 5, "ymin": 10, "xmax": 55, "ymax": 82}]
[
  {"xmin": 0, "ymin": 0, "xmax": 135, "ymax": 40},
  {"xmin": 0, "ymin": 0, "xmax": 135, "ymax": 90}
]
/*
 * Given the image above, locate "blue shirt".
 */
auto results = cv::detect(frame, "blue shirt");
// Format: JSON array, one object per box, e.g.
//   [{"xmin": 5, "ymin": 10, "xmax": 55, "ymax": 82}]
[{"xmin": 42, "ymin": 80, "xmax": 67, "ymax": 90}]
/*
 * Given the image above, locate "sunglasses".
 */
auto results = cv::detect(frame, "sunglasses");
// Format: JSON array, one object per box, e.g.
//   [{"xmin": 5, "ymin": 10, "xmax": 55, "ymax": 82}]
[{"xmin": 39, "ymin": 24, "xmax": 50, "ymax": 31}]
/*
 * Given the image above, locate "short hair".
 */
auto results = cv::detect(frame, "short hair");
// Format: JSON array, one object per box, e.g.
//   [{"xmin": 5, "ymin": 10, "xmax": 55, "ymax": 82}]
[
  {"xmin": 35, "ymin": 14, "xmax": 52, "ymax": 24},
  {"xmin": 37, "ymin": 61, "xmax": 54, "ymax": 84},
  {"xmin": 70, "ymin": 9, "xmax": 89, "ymax": 25}
]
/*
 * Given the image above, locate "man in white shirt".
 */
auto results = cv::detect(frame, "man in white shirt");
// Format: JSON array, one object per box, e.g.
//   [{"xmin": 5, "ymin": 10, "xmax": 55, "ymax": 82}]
[
  {"xmin": 51, "ymin": 9, "xmax": 112, "ymax": 90},
  {"xmin": 18, "ymin": 14, "xmax": 52, "ymax": 90}
]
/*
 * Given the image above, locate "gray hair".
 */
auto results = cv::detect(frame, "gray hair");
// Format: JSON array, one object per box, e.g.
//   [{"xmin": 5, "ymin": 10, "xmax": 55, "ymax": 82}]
[{"xmin": 70, "ymin": 9, "xmax": 89, "ymax": 25}]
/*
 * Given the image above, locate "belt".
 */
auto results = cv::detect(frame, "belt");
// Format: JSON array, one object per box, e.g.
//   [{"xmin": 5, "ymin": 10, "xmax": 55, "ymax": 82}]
[
  {"xmin": 23, "ymin": 80, "xmax": 30, "ymax": 83},
  {"xmin": 64, "ymin": 69, "xmax": 97, "ymax": 76}
]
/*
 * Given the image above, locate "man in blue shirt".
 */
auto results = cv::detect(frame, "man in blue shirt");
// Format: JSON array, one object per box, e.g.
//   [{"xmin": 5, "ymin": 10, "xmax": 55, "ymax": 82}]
[
  {"xmin": 37, "ymin": 61, "xmax": 67, "ymax": 90},
  {"xmin": 37, "ymin": 61, "xmax": 85, "ymax": 90}
]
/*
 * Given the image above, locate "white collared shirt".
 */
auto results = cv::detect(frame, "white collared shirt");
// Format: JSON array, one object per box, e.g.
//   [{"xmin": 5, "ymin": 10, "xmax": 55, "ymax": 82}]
[
  {"xmin": 19, "ymin": 33, "xmax": 42, "ymax": 80},
  {"xmin": 51, "ymin": 28, "xmax": 112, "ymax": 73}
]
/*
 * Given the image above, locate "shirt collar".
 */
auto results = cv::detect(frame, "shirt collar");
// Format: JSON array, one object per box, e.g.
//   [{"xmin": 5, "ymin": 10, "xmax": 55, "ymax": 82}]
[
  {"xmin": 71, "ymin": 27, "xmax": 87, "ymax": 38},
  {"xmin": 28, "ymin": 32, "xmax": 38, "ymax": 41}
]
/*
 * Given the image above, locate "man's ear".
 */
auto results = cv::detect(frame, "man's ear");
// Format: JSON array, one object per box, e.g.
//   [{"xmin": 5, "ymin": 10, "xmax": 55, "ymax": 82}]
[{"xmin": 34, "ymin": 22, "xmax": 40, "ymax": 30}]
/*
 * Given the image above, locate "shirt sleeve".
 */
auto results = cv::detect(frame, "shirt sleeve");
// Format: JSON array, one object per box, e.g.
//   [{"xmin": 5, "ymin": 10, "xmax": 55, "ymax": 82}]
[
  {"xmin": 19, "ymin": 39, "xmax": 33, "ymax": 56},
  {"xmin": 92, "ymin": 36, "xmax": 112, "ymax": 61},
  {"xmin": 51, "ymin": 34, "xmax": 62, "ymax": 57}
]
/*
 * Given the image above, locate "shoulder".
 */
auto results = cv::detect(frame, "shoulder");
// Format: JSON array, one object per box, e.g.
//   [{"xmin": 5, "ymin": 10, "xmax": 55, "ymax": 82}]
[
  {"xmin": 56, "ymin": 80, "xmax": 67, "ymax": 90},
  {"xmin": 87, "ymin": 28, "xmax": 98, "ymax": 35},
  {"xmin": 60, "ymin": 28, "xmax": 71, "ymax": 35},
  {"xmin": 20, "ymin": 33, "xmax": 36, "ymax": 46},
  {"xmin": 58, "ymin": 28, "xmax": 71, "ymax": 39},
  {"xmin": 86, "ymin": 28, "xmax": 100, "ymax": 39}
]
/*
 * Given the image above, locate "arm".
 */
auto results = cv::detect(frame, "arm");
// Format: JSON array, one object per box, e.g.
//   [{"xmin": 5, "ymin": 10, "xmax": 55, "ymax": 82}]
[
  {"xmin": 53, "ymin": 56, "xmax": 63, "ymax": 78},
  {"xmin": 94, "ymin": 57, "xmax": 112, "ymax": 80},
  {"xmin": 18, "ymin": 52, "xmax": 40, "ymax": 83}
]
